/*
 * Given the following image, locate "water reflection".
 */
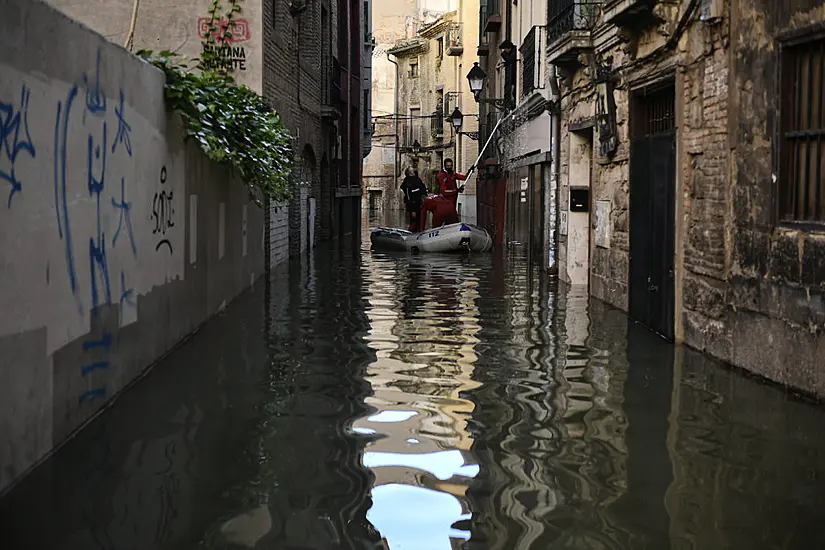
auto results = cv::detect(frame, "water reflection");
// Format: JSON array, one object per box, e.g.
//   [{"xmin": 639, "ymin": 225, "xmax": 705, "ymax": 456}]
[{"xmin": 1, "ymin": 218, "xmax": 825, "ymax": 549}]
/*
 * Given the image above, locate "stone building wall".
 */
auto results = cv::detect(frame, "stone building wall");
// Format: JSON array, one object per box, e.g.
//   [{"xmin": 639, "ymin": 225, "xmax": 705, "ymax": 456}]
[
  {"xmin": 555, "ymin": 0, "xmax": 825, "ymax": 396},
  {"xmin": 686, "ymin": 0, "xmax": 825, "ymax": 395}
]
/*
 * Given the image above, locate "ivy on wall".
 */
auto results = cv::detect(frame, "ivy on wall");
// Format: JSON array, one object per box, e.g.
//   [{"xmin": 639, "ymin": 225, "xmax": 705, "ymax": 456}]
[{"xmin": 137, "ymin": 0, "xmax": 293, "ymax": 207}]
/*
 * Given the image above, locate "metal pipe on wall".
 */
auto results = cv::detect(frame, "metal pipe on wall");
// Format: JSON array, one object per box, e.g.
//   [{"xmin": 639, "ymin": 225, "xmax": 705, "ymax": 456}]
[
  {"xmin": 388, "ymin": 53, "xmax": 400, "ymax": 186},
  {"xmin": 548, "ymin": 64, "xmax": 561, "ymax": 274}
]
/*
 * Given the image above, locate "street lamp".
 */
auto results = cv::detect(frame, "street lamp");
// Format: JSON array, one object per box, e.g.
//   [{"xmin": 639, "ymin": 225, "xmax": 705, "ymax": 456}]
[
  {"xmin": 412, "ymin": 139, "xmax": 421, "ymax": 155},
  {"xmin": 466, "ymin": 62, "xmax": 486, "ymax": 96},
  {"xmin": 465, "ymin": 62, "xmax": 507, "ymax": 110},
  {"xmin": 448, "ymin": 106, "xmax": 479, "ymax": 141},
  {"xmin": 450, "ymin": 107, "xmax": 463, "ymax": 131}
]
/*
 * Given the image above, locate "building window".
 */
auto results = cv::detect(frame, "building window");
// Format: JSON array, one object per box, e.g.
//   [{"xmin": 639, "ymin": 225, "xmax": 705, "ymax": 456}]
[
  {"xmin": 364, "ymin": 1, "xmax": 370, "ymax": 41},
  {"xmin": 409, "ymin": 58, "xmax": 419, "ymax": 78},
  {"xmin": 408, "ymin": 107, "xmax": 421, "ymax": 147},
  {"xmin": 363, "ymin": 90, "xmax": 370, "ymax": 130},
  {"xmin": 780, "ymin": 35, "xmax": 825, "ymax": 223},
  {"xmin": 437, "ymin": 36, "xmax": 444, "ymax": 58}
]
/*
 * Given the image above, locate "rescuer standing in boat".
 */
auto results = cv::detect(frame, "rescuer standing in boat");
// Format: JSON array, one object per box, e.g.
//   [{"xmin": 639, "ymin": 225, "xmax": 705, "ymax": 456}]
[
  {"xmin": 400, "ymin": 167, "xmax": 427, "ymax": 232},
  {"xmin": 438, "ymin": 159, "xmax": 469, "ymax": 211}
]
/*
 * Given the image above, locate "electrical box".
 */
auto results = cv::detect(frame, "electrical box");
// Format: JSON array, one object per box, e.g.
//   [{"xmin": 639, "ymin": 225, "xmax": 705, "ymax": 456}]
[{"xmin": 570, "ymin": 187, "xmax": 589, "ymax": 213}]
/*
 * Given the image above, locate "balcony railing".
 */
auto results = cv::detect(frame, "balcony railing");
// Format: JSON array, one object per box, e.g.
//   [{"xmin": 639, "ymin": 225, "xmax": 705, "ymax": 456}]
[
  {"xmin": 446, "ymin": 23, "xmax": 463, "ymax": 56},
  {"xmin": 520, "ymin": 26, "xmax": 546, "ymax": 97},
  {"xmin": 431, "ymin": 108, "xmax": 444, "ymax": 139},
  {"xmin": 547, "ymin": 0, "xmax": 601, "ymax": 45}
]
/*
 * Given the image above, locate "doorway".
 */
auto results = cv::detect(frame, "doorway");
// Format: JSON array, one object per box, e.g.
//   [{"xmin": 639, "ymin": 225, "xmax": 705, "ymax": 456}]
[
  {"xmin": 629, "ymin": 83, "xmax": 676, "ymax": 340},
  {"xmin": 368, "ymin": 189, "xmax": 382, "ymax": 211}
]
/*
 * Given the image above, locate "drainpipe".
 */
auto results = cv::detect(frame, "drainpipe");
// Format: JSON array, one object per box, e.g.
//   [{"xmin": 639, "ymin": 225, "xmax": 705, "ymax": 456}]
[
  {"xmin": 388, "ymin": 53, "xmax": 400, "ymax": 189},
  {"xmin": 547, "ymin": 65, "xmax": 561, "ymax": 275}
]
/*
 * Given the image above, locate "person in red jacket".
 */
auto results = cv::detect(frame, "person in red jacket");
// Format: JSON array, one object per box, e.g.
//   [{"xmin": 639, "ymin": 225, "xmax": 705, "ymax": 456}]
[
  {"xmin": 437, "ymin": 159, "xmax": 469, "ymax": 210},
  {"xmin": 420, "ymin": 194, "xmax": 459, "ymax": 229}
]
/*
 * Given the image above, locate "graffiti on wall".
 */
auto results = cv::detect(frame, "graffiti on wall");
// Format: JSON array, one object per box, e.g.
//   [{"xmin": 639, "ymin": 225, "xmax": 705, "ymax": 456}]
[
  {"xmin": 198, "ymin": 17, "xmax": 251, "ymax": 71},
  {"xmin": 198, "ymin": 17, "xmax": 251, "ymax": 42},
  {"xmin": 0, "ymin": 84, "xmax": 37, "ymax": 208},
  {"xmin": 152, "ymin": 165, "xmax": 175, "ymax": 254},
  {"xmin": 49, "ymin": 48, "xmax": 174, "ymax": 405}
]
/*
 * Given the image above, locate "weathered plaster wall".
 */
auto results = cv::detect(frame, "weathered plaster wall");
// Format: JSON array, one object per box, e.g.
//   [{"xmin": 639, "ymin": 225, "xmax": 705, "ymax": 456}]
[
  {"xmin": 45, "ymin": 0, "xmax": 264, "ymax": 93},
  {"xmin": 455, "ymin": 0, "xmax": 481, "ymax": 223},
  {"xmin": 0, "ymin": 0, "xmax": 265, "ymax": 493},
  {"xmin": 683, "ymin": 0, "xmax": 825, "ymax": 396},
  {"xmin": 362, "ymin": 0, "xmax": 419, "ymax": 212}
]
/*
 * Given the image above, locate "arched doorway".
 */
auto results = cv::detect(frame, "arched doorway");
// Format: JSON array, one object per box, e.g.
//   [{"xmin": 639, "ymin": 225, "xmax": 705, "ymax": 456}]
[
  {"xmin": 300, "ymin": 145, "xmax": 317, "ymax": 252},
  {"xmin": 320, "ymin": 154, "xmax": 332, "ymax": 242}
]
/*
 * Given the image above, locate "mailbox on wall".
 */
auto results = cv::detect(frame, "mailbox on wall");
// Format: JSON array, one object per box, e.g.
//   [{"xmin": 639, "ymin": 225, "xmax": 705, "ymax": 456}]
[{"xmin": 569, "ymin": 187, "xmax": 590, "ymax": 213}]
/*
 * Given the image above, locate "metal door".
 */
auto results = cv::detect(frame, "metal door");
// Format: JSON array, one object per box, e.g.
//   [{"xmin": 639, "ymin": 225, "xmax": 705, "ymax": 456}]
[{"xmin": 629, "ymin": 85, "xmax": 676, "ymax": 340}]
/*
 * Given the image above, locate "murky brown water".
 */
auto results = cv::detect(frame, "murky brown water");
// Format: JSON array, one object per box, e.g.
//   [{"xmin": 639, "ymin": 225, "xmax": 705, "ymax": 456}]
[{"xmin": 2, "ymin": 211, "xmax": 825, "ymax": 549}]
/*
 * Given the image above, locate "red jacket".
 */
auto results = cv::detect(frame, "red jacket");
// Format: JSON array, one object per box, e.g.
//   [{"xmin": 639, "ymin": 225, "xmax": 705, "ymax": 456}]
[
  {"xmin": 421, "ymin": 195, "xmax": 459, "ymax": 229},
  {"xmin": 437, "ymin": 170, "xmax": 467, "ymax": 202}
]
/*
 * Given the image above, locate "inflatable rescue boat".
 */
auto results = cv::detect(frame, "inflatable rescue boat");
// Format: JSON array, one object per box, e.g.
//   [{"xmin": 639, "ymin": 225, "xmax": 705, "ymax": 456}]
[{"xmin": 370, "ymin": 222, "xmax": 493, "ymax": 253}]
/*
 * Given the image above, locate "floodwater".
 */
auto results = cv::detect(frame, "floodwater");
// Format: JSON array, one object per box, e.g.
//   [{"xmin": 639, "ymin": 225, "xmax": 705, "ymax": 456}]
[{"xmin": 2, "ymin": 212, "xmax": 825, "ymax": 550}]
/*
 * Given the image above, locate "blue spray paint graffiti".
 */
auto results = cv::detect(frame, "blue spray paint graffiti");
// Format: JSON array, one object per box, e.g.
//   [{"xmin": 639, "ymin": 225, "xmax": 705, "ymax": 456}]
[
  {"xmin": 1, "ymin": 84, "xmax": 37, "ymax": 208},
  {"xmin": 112, "ymin": 177, "xmax": 137, "ymax": 257},
  {"xmin": 54, "ymin": 86, "xmax": 80, "ymax": 296},
  {"xmin": 79, "ymin": 331, "xmax": 111, "ymax": 404},
  {"xmin": 118, "ymin": 271, "xmax": 136, "ymax": 326},
  {"xmin": 83, "ymin": 49, "xmax": 107, "ymax": 117},
  {"xmin": 51, "ymin": 48, "xmax": 140, "ymax": 406},
  {"xmin": 112, "ymin": 90, "xmax": 132, "ymax": 156},
  {"xmin": 87, "ymin": 122, "xmax": 111, "ymax": 310}
]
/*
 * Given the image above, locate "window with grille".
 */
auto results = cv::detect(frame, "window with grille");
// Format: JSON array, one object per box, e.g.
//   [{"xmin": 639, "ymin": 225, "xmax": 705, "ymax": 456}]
[
  {"xmin": 409, "ymin": 58, "xmax": 419, "ymax": 78},
  {"xmin": 780, "ymin": 35, "xmax": 825, "ymax": 223}
]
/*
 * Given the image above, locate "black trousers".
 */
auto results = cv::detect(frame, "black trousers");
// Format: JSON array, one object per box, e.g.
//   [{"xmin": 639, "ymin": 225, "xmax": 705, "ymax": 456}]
[{"xmin": 407, "ymin": 207, "xmax": 423, "ymax": 232}]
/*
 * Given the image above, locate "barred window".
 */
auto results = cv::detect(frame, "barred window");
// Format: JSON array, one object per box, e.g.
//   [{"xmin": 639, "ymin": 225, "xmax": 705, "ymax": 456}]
[{"xmin": 780, "ymin": 35, "xmax": 825, "ymax": 223}]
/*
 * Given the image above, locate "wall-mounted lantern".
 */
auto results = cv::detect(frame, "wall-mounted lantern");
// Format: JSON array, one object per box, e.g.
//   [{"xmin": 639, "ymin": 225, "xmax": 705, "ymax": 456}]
[
  {"xmin": 449, "ymin": 107, "xmax": 480, "ymax": 141},
  {"xmin": 466, "ymin": 62, "xmax": 507, "ymax": 110},
  {"xmin": 594, "ymin": 56, "xmax": 619, "ymax": 158},
  {"xmin": 451, "ymin": 107, "xmax": 464, "ymax": 130}
]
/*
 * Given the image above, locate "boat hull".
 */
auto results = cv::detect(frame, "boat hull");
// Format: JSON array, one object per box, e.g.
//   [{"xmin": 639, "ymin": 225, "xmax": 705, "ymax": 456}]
[{"xmin": 370, "ymin": 223, "xmax": 493, "ymax": 253}]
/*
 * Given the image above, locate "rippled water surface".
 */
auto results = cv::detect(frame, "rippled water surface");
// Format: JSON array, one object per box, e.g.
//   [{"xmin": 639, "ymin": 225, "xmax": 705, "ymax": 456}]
[{"xmin": 3, "ymin": 212, "xmax": 825, "ymax": 549}]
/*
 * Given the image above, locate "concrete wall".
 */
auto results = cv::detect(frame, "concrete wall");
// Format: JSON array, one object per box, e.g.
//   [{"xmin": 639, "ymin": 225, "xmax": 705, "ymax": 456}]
[{"xmin": 0, "ymin": 0, "xmax": 265, "ymax": 493}]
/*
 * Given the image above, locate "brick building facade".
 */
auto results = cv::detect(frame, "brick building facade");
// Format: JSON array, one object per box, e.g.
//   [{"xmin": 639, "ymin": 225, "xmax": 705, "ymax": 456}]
[
  {"xmin": 551, "ymin": 0, "xmax": 825, "ymax": 396},
  {"xmin": 264, "ymin": 0, "xmax": 365, "ymax": 259}
]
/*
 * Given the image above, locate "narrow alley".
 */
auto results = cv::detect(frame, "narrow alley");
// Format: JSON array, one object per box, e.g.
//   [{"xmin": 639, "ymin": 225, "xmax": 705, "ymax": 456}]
[{"xmin": 2, "ymin": 221, "xmax": 824, "ymax": 549}]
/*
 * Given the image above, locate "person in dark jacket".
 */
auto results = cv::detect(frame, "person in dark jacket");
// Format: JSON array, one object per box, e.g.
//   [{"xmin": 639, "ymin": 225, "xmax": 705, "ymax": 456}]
[{"xmin": 400, "ymin": 167, "xmax": 427, "ymax": 232}]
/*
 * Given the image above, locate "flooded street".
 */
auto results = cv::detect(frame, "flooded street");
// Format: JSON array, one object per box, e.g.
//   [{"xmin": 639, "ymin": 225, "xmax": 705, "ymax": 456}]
[{"xmin": 2, "ymin": 214, "xmax": 825, "ymax": 550}]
